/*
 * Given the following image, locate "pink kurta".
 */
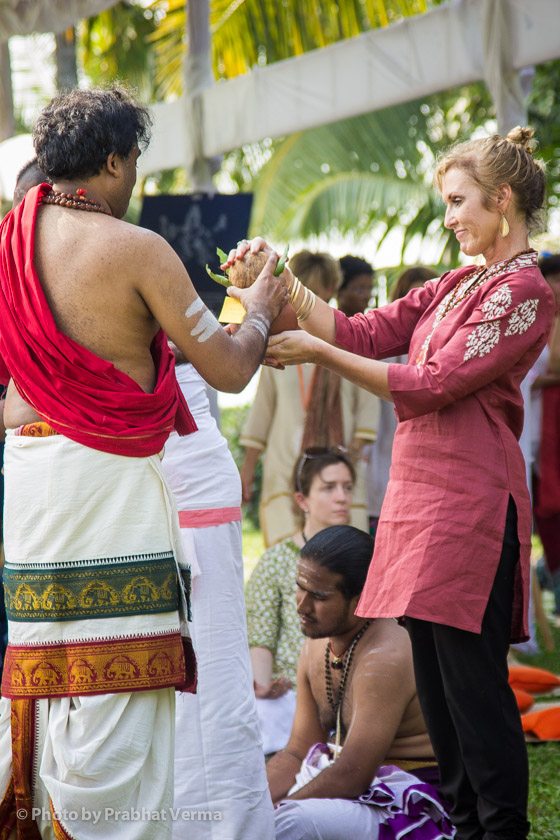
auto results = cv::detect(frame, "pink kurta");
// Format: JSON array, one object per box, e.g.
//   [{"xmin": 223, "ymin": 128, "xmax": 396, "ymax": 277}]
[{"xmin": 334, "ymin": 253, "xmax": 555, "ymax": 641}]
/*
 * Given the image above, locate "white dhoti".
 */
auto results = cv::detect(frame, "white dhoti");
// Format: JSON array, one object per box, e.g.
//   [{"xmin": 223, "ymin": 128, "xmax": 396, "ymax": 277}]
[
  {"xmin": 162, "ymin": 364, "xmax": 274, "ymax": 840},
  {"xmin": 0, "ymin": 430, "xmax": 195, "ymax": 839},
  {"xmin": 255, "ymin": 690, "xmax": 297, "ymax": 756},
  {"xmin": 0, "ymin": 689, "xmax": 176, "ymax": 840},
  {"xmin": 275, "ymin": 746, "xmax": 453, "ymax": 840}
]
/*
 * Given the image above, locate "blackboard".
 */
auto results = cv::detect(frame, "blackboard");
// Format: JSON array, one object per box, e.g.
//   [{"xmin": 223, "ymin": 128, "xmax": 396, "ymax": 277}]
[{"xmin": 139, "ymin": 193, "xmax": 253, "ymax": 316}]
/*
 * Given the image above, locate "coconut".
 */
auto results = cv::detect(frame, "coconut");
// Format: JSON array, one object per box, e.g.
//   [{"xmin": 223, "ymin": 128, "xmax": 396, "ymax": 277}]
[{"xmin": 228, "ymin": 251, "xmax": 290, "ymax": 288}]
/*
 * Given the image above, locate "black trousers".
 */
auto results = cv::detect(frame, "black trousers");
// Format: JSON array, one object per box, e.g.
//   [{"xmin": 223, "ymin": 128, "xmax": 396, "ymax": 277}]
[{"xmin": 406, "ymin": 499, "xmax": 530, "ymax": 840}]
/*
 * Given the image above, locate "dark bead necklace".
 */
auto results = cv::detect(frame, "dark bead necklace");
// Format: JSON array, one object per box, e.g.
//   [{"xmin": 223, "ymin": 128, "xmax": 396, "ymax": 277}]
[
  {"xmin": 324, "ymin": 620, "xmax": 371, "ymax": 714},
  {"xmin": 42, "ymin": 188, "xmax": 112, "ymax": 216}
]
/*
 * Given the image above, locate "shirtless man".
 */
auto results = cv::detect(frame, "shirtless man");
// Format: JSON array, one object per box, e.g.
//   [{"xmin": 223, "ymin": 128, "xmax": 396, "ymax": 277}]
[
  {"xmin": 0, "ymin": 87, "xmax": 285, "ymax": 839},
  {"xmin": 268, "ymin": 525, "xmax": 452, "ymax": 839}
]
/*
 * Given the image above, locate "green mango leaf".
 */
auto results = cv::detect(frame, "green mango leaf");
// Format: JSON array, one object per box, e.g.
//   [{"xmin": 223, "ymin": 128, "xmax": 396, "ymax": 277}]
[
  {"xmin": 274, "ymin": 243, "xmax": 289, "ymax": 276},
  {"xmin": 205, "ymin": 265, "xmax": 231, "ymax": 287}
]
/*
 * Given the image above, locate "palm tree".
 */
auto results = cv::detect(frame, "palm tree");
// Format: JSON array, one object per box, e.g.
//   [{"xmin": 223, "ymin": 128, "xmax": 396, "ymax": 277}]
[
  {"xmin": 79, "ymin": 1, "xmax": 157, "ymax": 99},
  {"xmin": 248, "ymin": 98, "xmax": 463, "ymax": 263},
  {"xmin": 148, "ymin": 0, "xmax": 434, "ymax": 98}
]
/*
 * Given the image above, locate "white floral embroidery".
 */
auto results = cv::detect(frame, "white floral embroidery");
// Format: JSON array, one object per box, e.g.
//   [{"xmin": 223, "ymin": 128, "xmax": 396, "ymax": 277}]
[
  {"xmin": 481, "ymin": 284, "xmax": 512, "ymax": 321},
  {"xmin": 504, "ymin": 298, "xmax": 539, "ymax": 336},
  {"xmin": 464, "ymin": 321, "xmax": 501, "ymax": 361}
]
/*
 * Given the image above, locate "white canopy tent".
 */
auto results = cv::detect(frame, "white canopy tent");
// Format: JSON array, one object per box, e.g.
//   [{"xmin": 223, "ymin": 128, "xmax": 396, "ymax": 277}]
[
  {"xmin": 0, "ymin": 0, "xmax": 118, "ymax": 39},
  {"xmin": 139, "ymin": 0, "xmax": 560, "ymax": 183},
  {"xmin": 0, "ymin": 0, "xmax": 559, "ymax": 197}
]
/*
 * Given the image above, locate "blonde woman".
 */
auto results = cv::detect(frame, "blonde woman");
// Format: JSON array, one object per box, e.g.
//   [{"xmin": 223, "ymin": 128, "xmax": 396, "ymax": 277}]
[{"xmin": 228, "ymin": 128, "xmax": 554, "ymax": 840}]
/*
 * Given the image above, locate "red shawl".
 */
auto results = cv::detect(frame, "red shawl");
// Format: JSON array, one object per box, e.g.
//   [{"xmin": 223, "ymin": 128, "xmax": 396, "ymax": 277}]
[
  {"xmin": 0, "ymin": 184, "xmax": 196, "ymax": 457},
  {"xmin": 536, "ymin": 384, "xmax": 560, "ymax": 518}
]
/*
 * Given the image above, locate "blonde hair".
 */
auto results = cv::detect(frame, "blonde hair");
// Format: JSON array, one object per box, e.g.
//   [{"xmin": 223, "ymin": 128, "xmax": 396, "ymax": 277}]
[
  {"xmin": 434, "ymin": 126, "xmax": 546, "ymax": 231},
  {"xmin": 289, "ymin": 250, "xmax": 342, "ymax": 299}
]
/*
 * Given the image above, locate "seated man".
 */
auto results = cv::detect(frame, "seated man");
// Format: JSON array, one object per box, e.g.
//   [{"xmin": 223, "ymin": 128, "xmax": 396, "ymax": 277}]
[{"xmin": 268, "ymin": 525, "xmax": 453, "ymax": 840}]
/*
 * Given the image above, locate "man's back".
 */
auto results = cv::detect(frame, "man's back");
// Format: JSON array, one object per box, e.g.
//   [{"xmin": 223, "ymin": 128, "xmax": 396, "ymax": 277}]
[{"xmin": 36, "ymin": 207, "xmax": 160, "ymax": 393}]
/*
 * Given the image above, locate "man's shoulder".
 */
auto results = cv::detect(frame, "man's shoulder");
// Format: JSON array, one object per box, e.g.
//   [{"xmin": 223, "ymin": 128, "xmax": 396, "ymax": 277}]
[
  {"xmin": 97, "ymin": 220, "xmax": 182, "ymax": 286},
  {"xmin": 108, "ymin": 218, "xmax": 167, "ymax": 254},
  {"xmin": 354, "ymin": 620, "xmax": 413, "ymax": 680}
]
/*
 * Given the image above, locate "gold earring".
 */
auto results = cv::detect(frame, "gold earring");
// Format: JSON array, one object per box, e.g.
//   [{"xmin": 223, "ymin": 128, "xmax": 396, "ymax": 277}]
[{"xmin": 500, "ymin": 215, "xmax": 510, "ymax": 237}]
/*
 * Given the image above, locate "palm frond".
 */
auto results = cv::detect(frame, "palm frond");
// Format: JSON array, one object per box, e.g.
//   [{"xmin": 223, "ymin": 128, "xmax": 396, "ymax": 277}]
[{"xmin": 148, "ymin": 0, "xmax": 432, "ymax": 98}]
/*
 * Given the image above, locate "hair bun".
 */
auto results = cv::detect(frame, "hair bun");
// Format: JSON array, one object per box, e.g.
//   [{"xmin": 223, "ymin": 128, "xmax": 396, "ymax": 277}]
[{"xmin": 506, "ymin": 126, "xmax": 536, "ymax": 153}]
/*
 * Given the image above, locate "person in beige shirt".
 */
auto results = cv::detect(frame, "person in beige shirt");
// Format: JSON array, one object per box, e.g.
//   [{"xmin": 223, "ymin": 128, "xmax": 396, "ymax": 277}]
[{"xmin": 240, "ymin": 251, "xmax": 379, "ymax": 547}]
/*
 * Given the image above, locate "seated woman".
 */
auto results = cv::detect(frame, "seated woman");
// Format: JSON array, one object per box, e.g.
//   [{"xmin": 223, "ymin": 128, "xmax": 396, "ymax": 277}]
[{"xmin": 245, "ymin": 448, "xmax": 355, "ymax": 755}]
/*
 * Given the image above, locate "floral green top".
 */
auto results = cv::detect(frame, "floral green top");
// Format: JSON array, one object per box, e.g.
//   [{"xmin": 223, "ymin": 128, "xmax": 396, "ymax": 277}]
[{"xmin": 245, "ymin": 538, "xmax": 304, "ymax": 686}]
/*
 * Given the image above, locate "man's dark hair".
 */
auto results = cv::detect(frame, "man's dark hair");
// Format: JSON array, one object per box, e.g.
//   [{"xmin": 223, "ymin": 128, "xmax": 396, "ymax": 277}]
[
  {"xmin": 391, "ymin": 265, "xmax": 436, "ymax": 302},
  {"xmin": 539, "ymin": 252, "xmax": 560, "ymax": 278},
  {"xmin": 300, "ymin": 525, "xmax": 374, "ymax": 600},
  {"xmin": 16, "ymin": 158, "xmax": 46, "ymax": 185},
  {"xmin": 338, "ymin": 255, "xmax": 374, "ymax": 292},
  {"xmin": 13, "ymin": 158, "xmax": 48, "ymax": 207},
  {"xmin": 33, "ymin": 86, "xmax": 152, "ymax": 181}
]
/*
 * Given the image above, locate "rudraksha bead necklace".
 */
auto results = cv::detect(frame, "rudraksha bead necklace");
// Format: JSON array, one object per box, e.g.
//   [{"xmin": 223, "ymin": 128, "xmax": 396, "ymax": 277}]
[{"xmin": 42, "ymin": 187, "xmax": 112, "ymax": 216}]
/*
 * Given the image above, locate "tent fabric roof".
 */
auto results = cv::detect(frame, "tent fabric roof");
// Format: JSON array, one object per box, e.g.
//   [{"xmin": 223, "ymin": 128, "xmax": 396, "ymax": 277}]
[
  {"xmin": 0, "ymin": 0, "xmax": 118, "ymax": 40},
  {"xmin": 138, "ymin": 0, "xmax": 560, "ymax": 178}
]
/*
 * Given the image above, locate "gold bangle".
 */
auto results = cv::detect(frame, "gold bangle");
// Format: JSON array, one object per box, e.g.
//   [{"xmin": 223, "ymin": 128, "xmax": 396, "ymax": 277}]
[
  {"xmin": 289, "ymin": 276, "xmax": 304, "ymax": 306},
  {"xmin": 296, "ymin": 288, "xmax": 317, "ymax": 321},
  {"xmin": 294, "ymin": 286, "xmax": 309, "ymax": 319}
]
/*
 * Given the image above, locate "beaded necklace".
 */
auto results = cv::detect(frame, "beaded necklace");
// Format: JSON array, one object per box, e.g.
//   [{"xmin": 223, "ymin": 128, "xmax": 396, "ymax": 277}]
[
  {"xmin": 324, "ymin": 621, "xmax": 371, "ymax": 712},
  {"xmin": 415, "ymin": 249, "xmax": 537, "ymax": 365},
  {"xmin": 42, "ymin": 188, "xmax": 112, "ymax": 216},
  {"xmin": 324, "ymin": 620, "xmax": 371, "ymax": 752}
]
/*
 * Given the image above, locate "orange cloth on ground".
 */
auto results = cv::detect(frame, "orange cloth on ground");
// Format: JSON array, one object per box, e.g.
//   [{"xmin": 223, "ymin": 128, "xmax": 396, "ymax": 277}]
[
  {"xmin": 522, "ymin": 707, "xmax": 560, "ymax": 740},
  {"xmin": 508, "ymin": 665, "xmax": 560, "ymax": 694},
  {"xmin": 513, "ymin": 687, "xmax": 534, "ymax": 713}
]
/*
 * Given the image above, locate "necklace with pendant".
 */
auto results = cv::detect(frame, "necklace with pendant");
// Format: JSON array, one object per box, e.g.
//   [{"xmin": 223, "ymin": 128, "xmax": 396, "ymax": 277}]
[
  {"xmin": 324, "ymin": 621, "xmax": 371, "ymax": 710},
  {"xmin": 415, "ymin": 249, "xmax": 536, "ymax": 365}
]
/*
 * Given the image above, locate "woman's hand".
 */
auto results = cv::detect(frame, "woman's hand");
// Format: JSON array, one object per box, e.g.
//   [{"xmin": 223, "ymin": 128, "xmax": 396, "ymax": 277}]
[
  {"xmin": 223, "ymin": 236, "xmax": 295, "ymax": 296},
  {"xmin": 265, "ymin": 330, "xmax": 323, "ymax": 367},
  {"xmin": 222, "ymin": 236, "xmax": 273, "ymax": 269},
  {"xmin": 254, "ymin": 676, "xmax": 293, "ymax": 700}
]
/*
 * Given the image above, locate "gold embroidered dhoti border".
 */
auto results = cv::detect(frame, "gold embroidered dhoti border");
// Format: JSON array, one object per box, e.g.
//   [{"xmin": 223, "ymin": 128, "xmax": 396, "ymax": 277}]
[
  {"xmin": 0, "ymin": 689, "xmax": 178, "ymax": 840},
  {"xmin": 2, "ymin": 632, "xmax": 196, "ymax": 699},
  {"xmin": 0, "ymin": 699, "xmax": 41, "ymax": 840},
  {"xmin": 1, "ymin": 429, "xmax": 197, "ymax": 838}
]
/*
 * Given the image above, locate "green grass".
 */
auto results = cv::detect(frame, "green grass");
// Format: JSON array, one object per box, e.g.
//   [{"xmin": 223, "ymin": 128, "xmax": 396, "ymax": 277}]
[
  {"xmin": 516, "ymin": 617, "xmax": 560, "ymax": 840},
  {"xmin": 242, "ymin": 519, "xmax": 265, "ymax": 581},
  {"xmin": 241, "ymin": 519, "xmax": 560, "ymax": 837}
]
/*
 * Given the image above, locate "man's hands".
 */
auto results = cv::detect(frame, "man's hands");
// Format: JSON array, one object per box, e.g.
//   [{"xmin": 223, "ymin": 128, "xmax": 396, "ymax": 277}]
[{"xmin": 225, "ymin": 247, "xmax": 290, "ymax": 327}]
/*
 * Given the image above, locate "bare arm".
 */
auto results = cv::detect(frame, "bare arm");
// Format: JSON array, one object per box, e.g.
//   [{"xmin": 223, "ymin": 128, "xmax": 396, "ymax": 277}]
[
  {"xmin": 532, "ymin": 372, "xmax": 560, "ymax": 388},
  {"xmin": 250, "ymin": 646, "xmax": 291, "ymax": 699},
  {"xmin": 135, "ymin": 233, "xmax": 288, "ymax": 393},
  {"xmin": 250, "ymin": 646, "xmax": 274, "ymax": 690},
  {"xmin": 267, "ymin": 645, "xmax": 328, "ymax": 804},
  {"xmin": 240, "ymin": 446, "xmax": 261, "ymax": 504},
  {"xmin": 288, "ymin": 639, "xmax": 415, "ymax": 801},
  {"xmin": 267, "ymin": 331, "xmax": 392, "ymax": 402}
]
